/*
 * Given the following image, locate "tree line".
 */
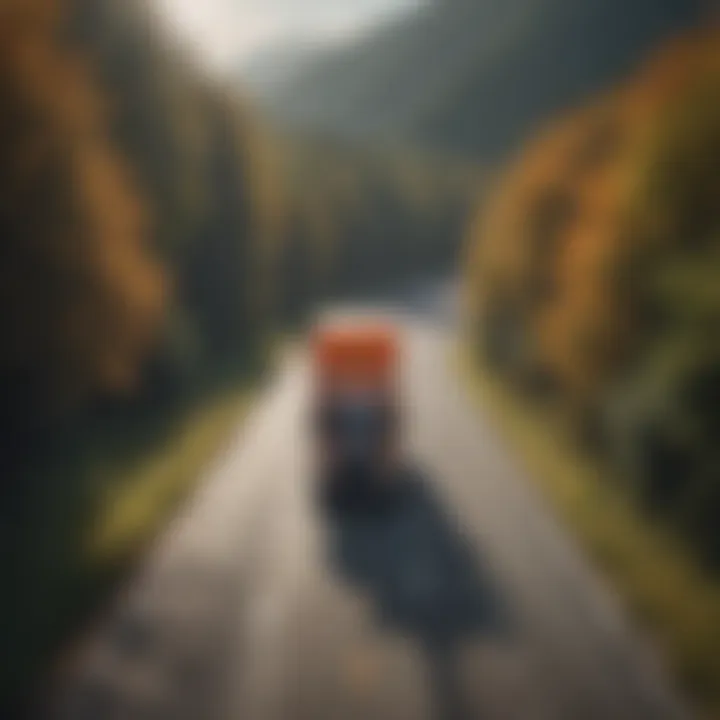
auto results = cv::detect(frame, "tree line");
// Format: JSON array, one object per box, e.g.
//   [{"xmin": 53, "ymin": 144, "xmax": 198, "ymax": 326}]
[
  {"xmin": 465, "ymin": 29, "xmax": 720, "ymax": 565},
  {"xmin": 278, "ymin": 135, "xmax": 478, "ymax": 323}
]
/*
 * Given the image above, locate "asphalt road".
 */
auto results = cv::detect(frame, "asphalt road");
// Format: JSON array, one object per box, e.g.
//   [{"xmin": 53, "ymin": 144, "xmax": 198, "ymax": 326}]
[{"xmin": 53, "ymin": 301, "xmax": 690, "ymax": 720}]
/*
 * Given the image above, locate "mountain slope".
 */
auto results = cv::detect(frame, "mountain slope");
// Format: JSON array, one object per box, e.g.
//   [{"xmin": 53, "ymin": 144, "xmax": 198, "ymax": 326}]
[
  {"xmin": 261, "ymin": 0, "xmax": 705, "ymax": 160},
  {"xmin": 239, "ymin": 40, "xmax": 335, "ymax": 96}
]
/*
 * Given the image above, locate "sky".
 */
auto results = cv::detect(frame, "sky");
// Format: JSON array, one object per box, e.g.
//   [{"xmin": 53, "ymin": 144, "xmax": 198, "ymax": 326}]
[{"xmin": 153, "ymin": 0, "xmax": 424, "ymax": 73}]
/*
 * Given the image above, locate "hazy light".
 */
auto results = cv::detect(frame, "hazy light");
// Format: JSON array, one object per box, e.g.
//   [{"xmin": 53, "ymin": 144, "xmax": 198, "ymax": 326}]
[{"xmin": 153, "ymin": 0, "xmax": 426, "ymax": 73}]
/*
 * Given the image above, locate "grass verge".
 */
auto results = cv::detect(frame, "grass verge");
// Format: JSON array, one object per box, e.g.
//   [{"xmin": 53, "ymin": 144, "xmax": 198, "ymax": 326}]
[
  {"xmin": 2, "ymin": 384, "xmax": 251, "ymax": 717},
  {"xmin": 87, "ymin": 391, "xmax": 249, "ymax": 563},
  {"xmin": 463, "ymin": 354, "xmax": 720, "ymax": 719}
]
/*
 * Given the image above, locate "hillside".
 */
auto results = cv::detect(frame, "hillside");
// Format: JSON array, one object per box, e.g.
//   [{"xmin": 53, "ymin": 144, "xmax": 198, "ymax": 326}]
[
  {"xmin": 239, "ymin": 39, "xmax": 333, "ymax": 96},
  {"xmin": 463, "ymin": 30, "xmax": 720, "ymax": 709},
  {"xmin": 465, "ymin": 28, "xmax": 720, "ymax": 564},
  {"xmin": 258, "ymin": 0, "xmax": 705, "ymax": 161}
]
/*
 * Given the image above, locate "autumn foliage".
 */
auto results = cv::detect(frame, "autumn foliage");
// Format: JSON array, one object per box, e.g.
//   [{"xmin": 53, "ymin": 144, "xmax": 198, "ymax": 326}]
[
  {"xmin": 466, "ymin": 28, "xmax": 720, "ymax": 562},
  {"xmin": 0, "ymin": 0, "xmax": 166, "ymax": 438}
]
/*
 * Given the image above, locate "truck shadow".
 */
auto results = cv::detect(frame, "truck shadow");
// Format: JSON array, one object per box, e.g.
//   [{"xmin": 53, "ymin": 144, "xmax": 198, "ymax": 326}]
[{"xmin": 323, "ymin": 467, "xmax": 513, "ymax": 720}]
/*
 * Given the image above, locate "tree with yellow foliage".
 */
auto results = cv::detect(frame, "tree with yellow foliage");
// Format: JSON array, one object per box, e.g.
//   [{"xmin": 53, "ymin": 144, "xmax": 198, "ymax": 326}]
[{"xmin": 0, "ymin": 0, "xmax": 166, "ymax": 446}]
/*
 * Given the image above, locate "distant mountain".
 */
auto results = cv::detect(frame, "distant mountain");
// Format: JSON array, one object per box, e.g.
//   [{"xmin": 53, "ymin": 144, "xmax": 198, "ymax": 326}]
[
  {"xmin": 238, "ymin": 39, "xmax": 335, "ymax": 96},
  {"xmin": 258, "ymin": 0, "xmax": 705, "ymax": 161}
]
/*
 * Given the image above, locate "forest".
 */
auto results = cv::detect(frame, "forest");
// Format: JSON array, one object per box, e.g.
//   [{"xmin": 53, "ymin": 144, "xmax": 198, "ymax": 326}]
[
  {"xmin": 0, "ymin": 0, "xmax": 476, "ymax": 476},
  {"xmin": 0, "ymin": 0, "xmax": 476, "ymax": 713},
  {"xmin": 465, "ymin": 28, "xmax": 720, "ymax": 566}
]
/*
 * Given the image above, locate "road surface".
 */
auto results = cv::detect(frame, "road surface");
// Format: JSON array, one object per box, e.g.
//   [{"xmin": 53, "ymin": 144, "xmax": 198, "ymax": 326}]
[{"xmin": 52, "ymin": 300, "xmax": 690, "ymax": 720}]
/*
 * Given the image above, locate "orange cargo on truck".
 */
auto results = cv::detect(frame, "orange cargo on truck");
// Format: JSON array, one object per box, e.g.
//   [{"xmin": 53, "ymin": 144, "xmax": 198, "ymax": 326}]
[{"xmin": 313, "ymin": 323, "xmax": 399, "ymax": 387}]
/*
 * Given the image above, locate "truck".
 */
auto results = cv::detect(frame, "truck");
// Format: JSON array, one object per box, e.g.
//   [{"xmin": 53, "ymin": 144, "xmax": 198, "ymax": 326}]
[{"xmin": 311, "ymin": 319, "xmax": 403, "ymax": 509}]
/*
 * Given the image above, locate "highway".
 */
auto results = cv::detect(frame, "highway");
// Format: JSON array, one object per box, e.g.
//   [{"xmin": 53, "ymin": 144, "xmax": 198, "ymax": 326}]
[{"xmin": 53, "ymin": 297, "xmax": 690, "ymax": 720}]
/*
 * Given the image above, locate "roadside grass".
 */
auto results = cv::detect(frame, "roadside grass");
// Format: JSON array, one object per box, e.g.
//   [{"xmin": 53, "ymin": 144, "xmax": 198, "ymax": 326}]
[
  {"xmin": 2, "ymin": 383, "xmax": 251, "ymax": 717},
  {"xmin": 462, "ymin": 354, "xmax": 720, "ymax": 719},
  {"xmin": 87, "ymin": 391, "xmax": 248, "ymax": 563}
]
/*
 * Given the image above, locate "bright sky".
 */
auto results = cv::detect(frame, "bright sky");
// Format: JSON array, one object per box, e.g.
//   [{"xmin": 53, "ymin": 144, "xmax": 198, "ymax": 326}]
[{"xmin": 153, "ymin": 0, "xmax": 424, "ymax": 73}]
